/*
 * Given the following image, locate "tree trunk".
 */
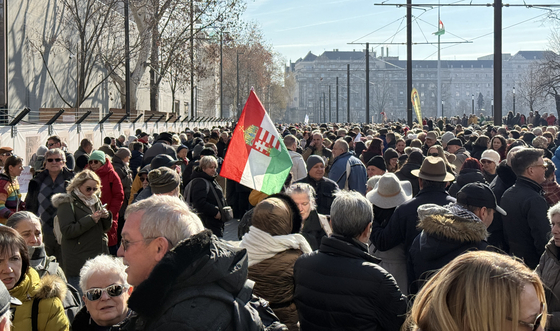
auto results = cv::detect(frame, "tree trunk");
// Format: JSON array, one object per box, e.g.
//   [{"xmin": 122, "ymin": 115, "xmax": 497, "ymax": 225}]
[
  {"xmin": 555, "ymin": 94, "xmax": 560, "ymax": 118},
  {"xmin": 150, "ymin": 26, "xmax": 159, "ymax": 112}
]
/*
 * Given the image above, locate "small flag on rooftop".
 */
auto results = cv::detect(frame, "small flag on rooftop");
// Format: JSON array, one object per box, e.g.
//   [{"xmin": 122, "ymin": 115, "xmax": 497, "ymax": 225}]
[
  {"xmin": 221, "ymin": 90, "xmax": 293, "ymax": 195},
  {"xmin": 434, "ymin": 20, "xmax": 445, "ymax": 36}
]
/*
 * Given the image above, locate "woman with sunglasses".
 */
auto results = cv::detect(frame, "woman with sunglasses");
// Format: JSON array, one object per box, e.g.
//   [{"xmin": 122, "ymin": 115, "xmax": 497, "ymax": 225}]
[
  {"xmin": 72, "ymin": 255, "xmax": 132, "ymax": 330},
  {"xmin": 0, "ymin": 226, "xmax": 69, "ymax": 330},
  {"xmin": 404, "ymin": 251, "xmax": 546, "ymax": 331},
  {"xmin": 87, "ymin": 151, "xmax": 124, "ymax": 256},
  {"xmin": 0, "ymin": 156, "xmax": 25, "ymax": 224},
  {"xmin": 51, "ymin": 170, "xmax": 112, "ymax": 295}
]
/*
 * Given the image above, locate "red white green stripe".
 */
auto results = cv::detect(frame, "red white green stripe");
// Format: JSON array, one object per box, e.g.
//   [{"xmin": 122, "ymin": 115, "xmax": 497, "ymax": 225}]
[{"xmin": 221, "ymin": 90, "xmax": 292, "ymax": 195}]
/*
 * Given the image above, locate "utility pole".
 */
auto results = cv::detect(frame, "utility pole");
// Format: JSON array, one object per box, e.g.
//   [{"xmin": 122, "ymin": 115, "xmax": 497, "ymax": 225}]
[
  {"xmin": 323, "ymin": 92, "xmax": 326, "ymax": 123},
  {"xmin": 124, "ymin": 0, "xmax": 130, "ymax": 116},
  {"xmin": 190, "ymin": 0, "xmax": 194, "ymax": 118},
  {"xmin": 365, "ymin": 42, "xmax": 370, "ymax": 124},
  {"xmin": 336, "ymin": 77, "xmax": 339, "ymax": 123},
  {"xmin": 407, "ymin": 0, "xmax": 413, "ymax": 127},
  {"xmin": 220, "ymin": 29, "xmax": 223, "ymax": 118},
  {"xmin": 494, "ymin": 0, "xmax": 502, "ymax": 125},
  {"xmin": 328, "ymin": 85, "xmax": 332, "ymax": 123},
  {"xmin": 236, "ymin": 52, "xmax": 241, "ymax": 116},
  {"xmin": 347, "ymin": 64, "xmax": 350, "ymax": 123}
]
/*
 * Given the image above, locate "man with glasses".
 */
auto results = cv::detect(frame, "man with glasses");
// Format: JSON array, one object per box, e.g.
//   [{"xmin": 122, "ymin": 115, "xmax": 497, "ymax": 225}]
[
  {"xmin": 47, "ymin": 135, "xmax": 75, "ymax": 170},
  {"xmin": 501, "ymin": 148, "xmax": 550, "ymax": 269},
  {"xmin": 0, "ymin": 147, "xmax": 13, "ymax": 173},
  {"xmin": 25, "ymin": 148, "xmax": 74, "ymax": 265},
  {"xmin": 117, "ymin": 195, "xmax": 264, "ymax": 330}
]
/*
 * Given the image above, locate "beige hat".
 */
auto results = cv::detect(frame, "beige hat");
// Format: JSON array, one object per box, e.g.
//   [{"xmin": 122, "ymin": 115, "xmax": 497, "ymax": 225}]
[
  {"xmin": 366, "ymin": 173, "xmax": 412, "ymax": 209},
  {"xmin": 481, "ymin": 150, "xmax": 500, "ymax": 165},
  {"xmin": 411, "ymin": 156, "xmax": 455, "ymax": 182},
  {"xmin": 425, "ymin": 131, "xmax": 437, "ymax": 141}
]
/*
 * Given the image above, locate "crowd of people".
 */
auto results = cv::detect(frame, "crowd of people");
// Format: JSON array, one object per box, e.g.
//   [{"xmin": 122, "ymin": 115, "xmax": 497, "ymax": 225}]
[{"xmin": 0, "ymin": 117, "xmax": 557, "ymax": 329}]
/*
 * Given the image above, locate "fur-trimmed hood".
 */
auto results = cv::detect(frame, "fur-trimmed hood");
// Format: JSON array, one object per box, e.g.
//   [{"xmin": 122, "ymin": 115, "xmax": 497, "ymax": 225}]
[
  {"xmin": 127, "ymin": 230, "xmax": 248, "ymax": 320},
  {"xmin": 11, "ymin": 267, "xmax": 66, "ymax": 302},
  {"xmin": 496, "ymin": 160, "xmax": 517, "ymax": 187},
  {"xmin": 418, "ymin": 213, "xmax": 488, "ymax": 242},
  {"xmin": 50, "ymin": 192, "xmax": 72, "ymax": 208}
]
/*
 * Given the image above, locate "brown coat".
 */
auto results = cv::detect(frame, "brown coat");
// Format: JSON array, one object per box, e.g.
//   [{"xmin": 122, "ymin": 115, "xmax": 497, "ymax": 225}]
[{"xmin": 248, "ymin": 249, "xmax": 302, "ymax": 331}]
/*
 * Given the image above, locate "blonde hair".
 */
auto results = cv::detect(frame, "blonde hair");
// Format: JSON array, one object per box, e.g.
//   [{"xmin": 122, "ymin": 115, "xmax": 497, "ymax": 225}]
[
  {"xmin": 66, "ymin": 169, "xmax": 101, "ymax": 194},
  {"xmin": 405, "ymin": 251, "xmax": 546, "ymax": 331}
]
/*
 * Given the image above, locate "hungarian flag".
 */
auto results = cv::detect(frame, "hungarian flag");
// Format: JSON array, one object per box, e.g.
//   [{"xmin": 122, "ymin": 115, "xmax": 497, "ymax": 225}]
[
  {"xmin": 434, "ymin": 20, "xmax": 445, "ymax": 36},
  {"xmin": 221, "ymin": 90, "xmax": 292, "ymax": 195}
]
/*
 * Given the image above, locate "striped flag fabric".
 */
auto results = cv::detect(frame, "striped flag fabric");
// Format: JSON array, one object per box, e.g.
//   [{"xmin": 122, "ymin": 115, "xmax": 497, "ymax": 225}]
[
  {"xmin": 221, "ymin": 90, "xmax": 293, "ymax": 195},
  {"xmin": 434, "ymin": 20, "xmax": 445, "ymax": 36}
]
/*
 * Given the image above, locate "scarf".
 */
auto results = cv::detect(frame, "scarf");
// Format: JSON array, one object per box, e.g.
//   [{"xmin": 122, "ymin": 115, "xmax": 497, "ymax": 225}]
[
  {"xmin": 29, "ymin": 244, "xmax": 47, "ymax": 271},
  {"xmin": 73, "ymin": 188, "xmax": 99, "ymax": 209},
  {"xmin": 240, "ymin": 226, "xmax": 312, "ymax": 267}
]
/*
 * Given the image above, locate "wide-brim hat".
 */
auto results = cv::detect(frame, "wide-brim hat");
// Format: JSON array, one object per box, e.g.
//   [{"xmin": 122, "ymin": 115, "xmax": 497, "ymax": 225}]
[
  {"xmin": 366, "ymin": 173, "xmax": 413, "ymax": 209},
  {"xmin": 411, "ymin": 156, "xmax": 455, "ymax": 182}
]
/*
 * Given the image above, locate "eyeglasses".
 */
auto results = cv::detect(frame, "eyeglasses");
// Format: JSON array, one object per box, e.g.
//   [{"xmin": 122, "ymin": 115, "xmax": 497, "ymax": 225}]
[
  {"xmin": 85, "ymin": 284, "xmax": 127, "ymax": 301},
  {"xmin": 139, "ymin": 175, "xmax": 149, "ymax": 182},
  {"xmin": 47, "ymin": 158, "xmax": 63, "ymax": 163},
  {"xmin": 0, "ymin": 152, "xmax": 12, "ymax": 157},
  {"xmin": 120, "ymin": 237, "xmax": 158, "ymax": 251},
  {"xmin": 530, "ymin": 163, "xmax": 547, "ymax": 170},
  {"xmin": 429, "ymin": 153, "xmax": 439, "ymax": 157},
  {"xmin": 89, "ymin": 160, "xmax": 100, "ymax": 165},
  {"xmin": 85, "ymin": 186, "xmax": 98, "ymax": 193},
  {"xmin": 47, "ymin": 143, "xmax": 56, "ymax": 147},
  {"xmin": 508, "ymin": 303, "xmax": 543, "ymax": 331}
]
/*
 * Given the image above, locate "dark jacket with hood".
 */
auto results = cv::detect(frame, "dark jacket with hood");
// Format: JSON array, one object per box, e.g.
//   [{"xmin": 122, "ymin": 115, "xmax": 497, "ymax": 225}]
[
  {"xmin": 488, "ymin": 160, "xmax": 516, "ymax": 250},
  {"xmin": 395, "ymin": 153, "xmax": 423, "ymax": 197},
  {"xmin": 501, "ymin": 176, "xmax": 550, "ymax": 269},
  {"xmin": 537, "ymin": 239, "xmax": 560, "ymax": 331},
  {"xmin": 448, "ymin": 168, "xmax": 487, "ymax": 198},
  {"xmin": 370, "ymin": 186, "xmax": 456, "ymax": 258},
  {"xmin": 129, "ymin": 149, "xmax": 144, "ymax": 179},
  {"xmin": 295, "ymin": 175, "xmax": 339, "ymax": 216},
  {"xmin": 188, "ymin": 168, "xmax": 226, "ymax": 237},
  {"xmin": 73, "ymin": 146, "xmax": 89, "ymax": 173},
  {"xmin": 408, "ymin": 204, "xmax": 489, "ymax": 294},
  {"xmin": 122, "ymin": 230, "xmax": 263, "ymax": 331},
  {"xmin": 72, "ymin": 306, "xmax": 132, "ymax": 331},
  {"xmin": 470, "ymin": 144, "xmax": 487, "ymax": 160},
  {"xmin": 294, "ymin": 235, "xmax": 407, "ymax": 331},
  {"xmin": 142, "ymin": 140, "xmax": 177, "ymax": 167}
]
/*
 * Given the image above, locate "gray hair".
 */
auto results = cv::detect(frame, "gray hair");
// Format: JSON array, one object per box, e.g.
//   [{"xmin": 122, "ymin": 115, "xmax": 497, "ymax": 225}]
[
  {"xmin": 330, "ymin": 190, "xmax": 373, "ymax": 238},
  {"xmin": 79, "ymin": 255, "xmax": 129, "ymax": 294},
  {"xmin": 125, "ymin": 195, "xmax": 204, "ymax": 248},
  {"xmin": 199, "ymin": 155, "xmax": 217, "ymax": 170},
  {"xmin": 548, "ymin": 201, "xmax": 560, "ymax": 221},
  {"xmin": 285, "ymin": 183, "xmax": 317, "ymax": 210},
  {"xmin": 7, "ymin": 211, "xmax": 41, "ymax": 229},
  {"xmin": 335, "ymin": 139, "xmax": 349, "ymax": 153},
  {"xmin": 45, "ymin": 148, "xmax": 65, "ymax": 161}
]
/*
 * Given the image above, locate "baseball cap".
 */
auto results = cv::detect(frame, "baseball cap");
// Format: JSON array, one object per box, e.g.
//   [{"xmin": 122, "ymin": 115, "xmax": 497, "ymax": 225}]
[
  {"xmin": 481, "ymin": 150, "xmax": 500, "ymax": 165},
  {"xmin": 150, "ymin": 154, "xmax": 182, "ymax": 169},
  {"xmin": 456, "ymin": 183, "xmax": 506, "ymax": 215}
]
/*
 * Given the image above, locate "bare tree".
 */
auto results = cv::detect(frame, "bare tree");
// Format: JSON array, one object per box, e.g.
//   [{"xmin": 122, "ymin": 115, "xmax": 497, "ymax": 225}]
[
  {"xmin": 537, "ymin": 28, "xmax": 560, "ymax": 117},
  {"xmin": 518, "ymin": 63, "xmax": 545, "ymax": 114}
]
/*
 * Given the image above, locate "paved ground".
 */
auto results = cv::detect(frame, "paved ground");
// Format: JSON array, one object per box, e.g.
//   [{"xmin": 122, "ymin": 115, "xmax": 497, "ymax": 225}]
[{"xmin": 223, "ymin": 218, "xmax": 241, "ymax": 241}]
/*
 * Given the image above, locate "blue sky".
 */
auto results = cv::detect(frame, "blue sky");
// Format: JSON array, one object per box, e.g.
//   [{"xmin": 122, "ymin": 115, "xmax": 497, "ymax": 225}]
[{"xmin": 243, "ymin": 0, "xmax": 560, "ymax": 64}]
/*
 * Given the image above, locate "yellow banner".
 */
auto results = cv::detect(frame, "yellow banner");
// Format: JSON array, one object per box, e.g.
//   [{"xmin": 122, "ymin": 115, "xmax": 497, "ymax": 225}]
[{"xmin": 411, "ymin": 88, "xmax": 422, "ymax": 123}]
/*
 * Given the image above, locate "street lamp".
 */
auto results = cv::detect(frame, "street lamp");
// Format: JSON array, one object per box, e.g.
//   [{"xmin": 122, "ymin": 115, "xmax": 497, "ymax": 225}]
[
  {"xmin": 491, "ymin": 99, "xmax": 494, "ymax": 118},
  {"xmin": 513, "ymin": 86, "xmax": 516, "ymax": 115},
  {"xmin": 471, "ymin": 94, "xmax": 475, "ymax": 115},
  {"xmin": 441, "ymin": 100, "xmax": 444, "ymax": 119}
]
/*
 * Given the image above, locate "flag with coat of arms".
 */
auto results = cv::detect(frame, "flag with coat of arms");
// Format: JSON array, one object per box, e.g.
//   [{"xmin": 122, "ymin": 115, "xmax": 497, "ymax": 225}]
[{"xmin": 221, "ymin": 90, "xmax": 293, "ymax": 195}]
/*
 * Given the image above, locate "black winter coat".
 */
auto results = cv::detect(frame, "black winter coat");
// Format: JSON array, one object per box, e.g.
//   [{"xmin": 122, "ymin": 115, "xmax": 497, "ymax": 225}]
[
  {"xmin": 122, "ymin": 230, "xmax": 262, "ymax": 331},
  {"xmin": 408, "ymin": 212, "xmax": 489, "ymax": 294},
  {"xmin": 448, "ymin": 168, "xmax": 487, "ymax": 198},
  {"xmin": 72, "ymin": 306, "xmax": 132, "ymax": 330},
  {"xmin": 188, "ymin": 169, "xmax": 226, "ymax": 237},
  {"xmin": 501, "ymin": 176, "xmax": 551, "ymax": 269},
  {"xmin": 470, "ymin": 145, "xmax": 486, "ymax": 160},
  {"xmin": 536, "ymin": 239, "xmax": 560, "ymax": 331},
  {"xmin": 370, "ymin": 186, "xmax": 456, "ymax": 257},
  {"xmin": 129, "ymin": 150, "xmax": 143, "ymax": 179},
  {"xmin": 294, "ymin": 235, "xmax": 407, "ymax": 331},
  {"xmin": 488, "ymin": 161, "xmax": 516, "ymax": 250},
  {"xmin": 300, "ymin": 210, "xmax": 328, "ymax": 251},
  {"xmin": 295, "ymin": 175, "xmax": 339, "ymax": 216},
  {"xmin": 395, "ymin": 163, "xmax": 421, "ymax": 197}
]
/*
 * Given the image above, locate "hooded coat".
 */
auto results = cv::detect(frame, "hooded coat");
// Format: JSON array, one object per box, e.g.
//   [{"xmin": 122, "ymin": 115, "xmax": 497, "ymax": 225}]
[
  {"xmin": 10, "ymin": 268, "xmax": 69, "ymax": 331},
  {"xmin": 122, "ymin": 230, "xmax": 261, "ymax": 331},
  {"xmin": 408, "ymin": 209, "xmax": 489, "ymax": 294},
  {"xmin": 395, "ymin": 162, "xmax": 421, "ymax": 197},
  {"xmin": 448, "ymin": 168, "xmax": 487, "ymax": 198},
  {"xmin": 188, "ymin": 168, "xmax": 226, "ymax": 237},
  {"xmin": 243, "ymin": 195, "xmax": 304, "ymax": 330},
  {"xmin": 51, "ymin": 192, "xmax": 112, "ymax": 277},
  {"xmin": 89, "ymin": 157, "xmax": 124, "ymax": 247},
  {"xmin": 488, "ymin": 160, "xmax": 517, "ymax": 250}
]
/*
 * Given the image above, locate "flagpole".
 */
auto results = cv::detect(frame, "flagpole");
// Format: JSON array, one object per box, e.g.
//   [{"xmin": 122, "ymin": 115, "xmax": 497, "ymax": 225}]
[{"xmin": 437, "ymin": 0, "xmax": 442, "ymax": 119}]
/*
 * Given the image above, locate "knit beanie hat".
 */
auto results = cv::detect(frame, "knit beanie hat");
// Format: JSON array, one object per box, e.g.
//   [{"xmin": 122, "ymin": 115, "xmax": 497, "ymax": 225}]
[
  {"xmin": 115, "ymin": 147, "xmax": 132, "ymax": 160},
  {"xmin": 306, "ymin": 155, "xmax": 325, "ymax": 171},
  {"xmin": 148, "ymin": 167, "xmax": 180, "ymax": 194},
  {"xmin": 447, "ymin": 138, "xmax": 463, "ymax": 147},
  {"xmin": 367, "ymin": 156, "xmax": 387, "ymax": 171},
  {"xmin": 383, "ymin": 148, "xmax": 399, "ymax": 162},
  {"xmin": 89, "ymin": 150, "xmax": 106, "ymax": 164},
  {"xmin": 441, "ymin": 131, "xmax": 455, "ymax": 146}
]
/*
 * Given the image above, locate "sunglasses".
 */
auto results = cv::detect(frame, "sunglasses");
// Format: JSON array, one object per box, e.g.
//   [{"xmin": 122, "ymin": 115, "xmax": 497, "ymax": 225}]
[
  {"xmin": 89, "ymin": 160, "xmax": 100, "ymax": 165},
  {"xmin": 429, "ymin": 153, "xmax": 439, "ymax": 157},
  {"xmin": 85, "ymin": 284, "xmax": 127, "ymax": 301},
  {"xmin": 47, "ymin": 158, "xmax": 63, "ymax": 163},
  {"xmin": 139, "ymin": 176, "xmax": 148, "ymax": 182},
  {"xmin": 85, "ymin": 186, "xmax": 98, "ymax": 193},
  {"xmin": 47, "ymin": 143, "xmax": 56, "ymax": 147},
  {"xmin": 508, "ymin": 303, "xmax": 543, "ymax": 331}
]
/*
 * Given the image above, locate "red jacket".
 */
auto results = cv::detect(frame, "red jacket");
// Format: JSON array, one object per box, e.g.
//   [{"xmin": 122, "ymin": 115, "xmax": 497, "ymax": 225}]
[
  {"xmin": 87, "ymin": 157, "xmax": 124, "ymax": 247},
  {"xmin": 547, "ymin": 115, "xmax": 556, "ymax": 126}
]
